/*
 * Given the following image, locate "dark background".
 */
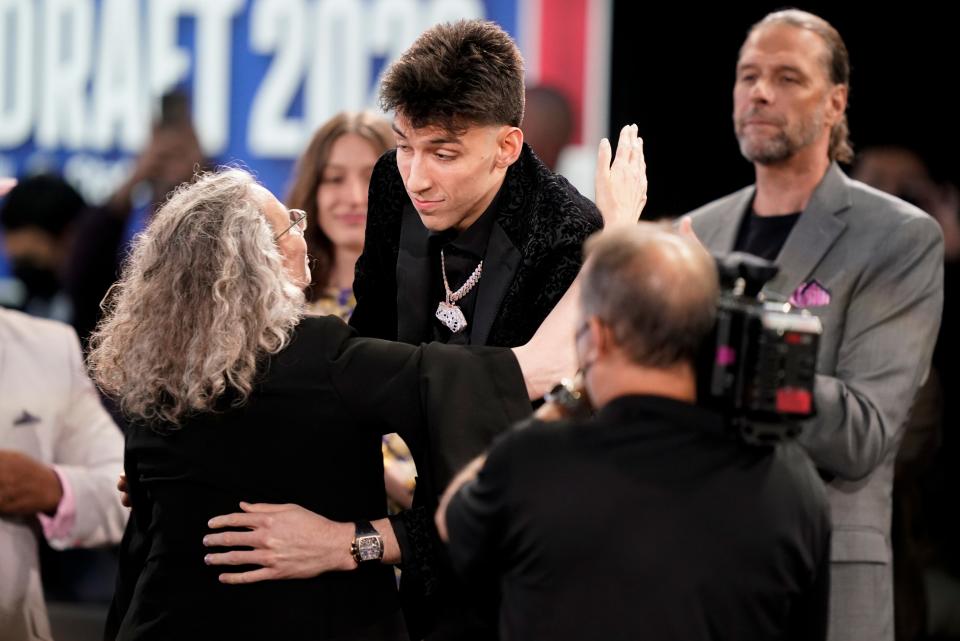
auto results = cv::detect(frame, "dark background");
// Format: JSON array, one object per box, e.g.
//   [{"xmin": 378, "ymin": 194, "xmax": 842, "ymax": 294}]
[{"xmin": 608, "ymin": 3, "xmax": 958, "ymax": 218}]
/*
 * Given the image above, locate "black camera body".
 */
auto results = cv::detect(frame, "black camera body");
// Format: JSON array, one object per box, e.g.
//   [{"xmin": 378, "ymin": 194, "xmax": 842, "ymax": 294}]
[{"xmin": 697, "ymin": 253, "xmax": 822, "ymax": 445}]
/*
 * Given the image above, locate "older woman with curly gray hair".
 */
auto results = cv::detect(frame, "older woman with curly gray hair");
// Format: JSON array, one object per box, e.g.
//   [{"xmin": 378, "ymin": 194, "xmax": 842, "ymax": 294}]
[
  {"xmin": 90, "ymin": 168, "xmax": 551, "ymax": 641},
  {"xmin": 90, "ymin": 170, "xmax": 307, "ymax": 424}
]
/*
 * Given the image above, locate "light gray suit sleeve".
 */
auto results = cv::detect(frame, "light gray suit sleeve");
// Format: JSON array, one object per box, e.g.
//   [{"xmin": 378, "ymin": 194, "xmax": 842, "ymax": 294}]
[
  {"xmin": 800, "ymin": 214, "xmax": 944, "ymax": 481},
  {"xmin": 48, "ymin": 326, "xmax": 127, "ymax": 549}
]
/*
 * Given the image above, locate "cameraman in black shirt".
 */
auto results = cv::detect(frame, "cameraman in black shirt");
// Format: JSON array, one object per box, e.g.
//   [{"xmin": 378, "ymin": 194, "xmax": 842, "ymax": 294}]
[{"xmin": 437, "ymin": 223, "xmax": 831, "ymax": 641}]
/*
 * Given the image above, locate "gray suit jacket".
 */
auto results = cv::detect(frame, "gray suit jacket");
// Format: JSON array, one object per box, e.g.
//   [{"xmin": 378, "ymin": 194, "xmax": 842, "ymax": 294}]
[
  {"xmin": 0, "ymin": 309, "xmax": 126, "ymax": 641},
  {"xmin": 688, "ymin": 163, "xmax": 944, "ymax": 641}
]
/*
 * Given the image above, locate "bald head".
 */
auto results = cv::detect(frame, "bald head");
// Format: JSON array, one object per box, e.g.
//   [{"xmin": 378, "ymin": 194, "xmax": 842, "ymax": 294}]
[{"xmin": 581, "ymin": 223, "xmax": 718, "ymax": 368}]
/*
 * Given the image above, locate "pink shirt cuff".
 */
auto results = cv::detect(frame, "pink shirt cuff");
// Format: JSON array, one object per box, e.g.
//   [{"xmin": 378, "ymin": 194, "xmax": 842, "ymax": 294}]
[{"xmin": 38, "ymin": 466, "xmax": 77, "ymax": 544}]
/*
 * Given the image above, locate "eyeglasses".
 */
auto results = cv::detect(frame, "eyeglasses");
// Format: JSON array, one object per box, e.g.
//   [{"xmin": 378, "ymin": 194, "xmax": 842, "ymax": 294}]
[{"xmin": 274, "ymin": 208, "xmax": 308, "ymax": 241}]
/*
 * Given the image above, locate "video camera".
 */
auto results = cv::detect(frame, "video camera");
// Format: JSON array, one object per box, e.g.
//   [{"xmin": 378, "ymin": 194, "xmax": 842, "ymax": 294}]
[{"xmin": 697, "ymin": 253, "xmax": 822, "ymax": 445}]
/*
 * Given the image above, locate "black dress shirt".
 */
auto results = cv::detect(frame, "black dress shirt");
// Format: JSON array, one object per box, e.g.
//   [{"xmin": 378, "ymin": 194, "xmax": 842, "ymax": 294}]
[{"xmin": 400, "ymin": 191, "xmax": 500, "ymax": 345}]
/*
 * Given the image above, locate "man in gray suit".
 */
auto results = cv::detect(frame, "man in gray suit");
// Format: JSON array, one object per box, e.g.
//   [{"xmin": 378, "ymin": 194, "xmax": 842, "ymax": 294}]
[{"xmin": 686, "ymin": 10, "xmax": 944, "ymax": 641}]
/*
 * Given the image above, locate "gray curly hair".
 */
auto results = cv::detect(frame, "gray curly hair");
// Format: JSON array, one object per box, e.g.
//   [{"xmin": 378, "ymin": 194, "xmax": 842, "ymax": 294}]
[{"xmin": 88, "ymin": 168, "xmax": 304, "ymax": 426}]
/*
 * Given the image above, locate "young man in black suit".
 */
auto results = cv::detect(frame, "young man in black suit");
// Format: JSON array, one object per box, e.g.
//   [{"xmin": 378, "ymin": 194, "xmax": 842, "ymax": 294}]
[
  {"xmin": 348, "ymin": 21, "xmax": 610, "ymax": 639},
  {"xmin": 351, "ymin": 19, "xmax": 603, "ymax": 351}
]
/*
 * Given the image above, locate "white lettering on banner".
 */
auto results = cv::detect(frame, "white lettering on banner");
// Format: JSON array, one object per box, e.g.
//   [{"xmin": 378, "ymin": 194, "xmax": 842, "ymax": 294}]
[
  {"xmin": 37, "ymin": 0, "xmax": 94, "ymax": 151},
  {"xmin": 194, "ymin": 0, "xmax": 243, "ymax": 155},
  {"xmin": 90, "ymin": 0, "xmax": 147, "ymax": 152},
  {"xmin": 248, "ymin": 0, "xmax": 308, "ymax": 157},
  {"xmin": 425, "ymin": 0, "xmax": 483, "ymax": 30},
  {"xmin": 63, "ymin": 154, "xmax": 134, "ymax": 205},
  {"xmin": 1, "ymin": 0, "xmax": 491, "ymax": 170},
  {"xmin": 0, "ymin": 0, "xmax": 34, "ymax": 148},
  {"xmin": 367, "ymin": 0, "xmax": 420, "ymax": 108},
  {"xmin": 307, "ymin": 0, "xmax": 367, "ymax": 133},
  {"xmin": 147, "ymin": 0, "xmax": 192, "ymax": 116}
]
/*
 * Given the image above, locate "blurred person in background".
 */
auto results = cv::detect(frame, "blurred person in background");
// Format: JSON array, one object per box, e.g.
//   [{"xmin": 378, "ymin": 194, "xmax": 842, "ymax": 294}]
[
  {"xmin": 65, "ymin": 90, "xmax": 206, "ymax": 345},
  {"xmin": 521, "ymin": 85, "xmax": 574, "ymax": 172},
  {"xmin": 853, "ymin": 146, "xmax": 960, "ymax": 641},
  {"xmin": 0, "ymin": 174, "xmax": 86, "ymax": 324},
  {"xmin": 287, "ymin": 111, "xmax": 393, "ymax": 320},
  {"xmin": 0, "ymin": 178, "xmax": 127, "ymax": 641},
  {"xmin": 0, "ymin": 308, "xmax": 127, "ymax": 641}
]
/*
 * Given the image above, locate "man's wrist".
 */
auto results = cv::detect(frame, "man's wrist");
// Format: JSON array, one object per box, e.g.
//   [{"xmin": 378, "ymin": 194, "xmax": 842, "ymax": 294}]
[
  {"xmin": 334, "ymin": 521, "xmax": 360, "ymax": 571},
  {"xmin": 372, "ymin": 517, "xmax": 401, "ymax": 565},
  {"xmin": 40, "ymin": 465, "xmax": 65, "ymax": 516}
]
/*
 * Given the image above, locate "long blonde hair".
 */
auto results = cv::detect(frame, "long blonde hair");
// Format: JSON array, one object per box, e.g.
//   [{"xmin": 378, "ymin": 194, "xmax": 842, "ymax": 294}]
[{"xmin": 88, "ymin": 169, "xmax": 304, "ymax": 425}]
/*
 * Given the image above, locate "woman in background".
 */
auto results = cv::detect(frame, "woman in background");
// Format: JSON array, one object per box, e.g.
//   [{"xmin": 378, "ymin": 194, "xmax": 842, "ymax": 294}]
[{"xmin": 287, "ymin": 111, "xmax": 392, "ymax": 319}]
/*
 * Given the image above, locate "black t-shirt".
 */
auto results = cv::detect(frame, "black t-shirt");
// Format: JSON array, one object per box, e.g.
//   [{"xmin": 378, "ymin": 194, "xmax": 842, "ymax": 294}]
[{"xmin": 734, "ymin": 208, "xmax": 801, "ymax": 260}]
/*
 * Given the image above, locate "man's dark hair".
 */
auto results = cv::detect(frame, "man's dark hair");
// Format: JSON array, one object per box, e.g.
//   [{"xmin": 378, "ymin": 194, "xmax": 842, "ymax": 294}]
[
  {"xmin": 379, "ymin": 19, "xmax": 525, "ymax": 133},
  {"xmin": 582, "ymin": 223, "xmax": 718, "ymax": 368},
  {"xmin": 0, "ymin": 174, "xmax": 86, "ymax": 236}
]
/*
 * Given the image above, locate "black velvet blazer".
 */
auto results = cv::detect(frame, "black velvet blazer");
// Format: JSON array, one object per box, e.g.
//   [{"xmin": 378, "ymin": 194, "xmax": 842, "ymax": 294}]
[{"xmin": 351, "ymin": 144, "xmax": 602, "ymax": 348}]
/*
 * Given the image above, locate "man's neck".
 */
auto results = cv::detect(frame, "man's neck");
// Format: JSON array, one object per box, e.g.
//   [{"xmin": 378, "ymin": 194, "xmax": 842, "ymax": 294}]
[
  {"xmin": 453, "ymin": 173, "xmax": 508, "ymax": 233},
  {"xmin": 589, "ymin": 359, "xmax": 697, "ymax": 410},
  {"xmin": 752, "ymin": 147, "xmax": 831, "ymax": 217}
]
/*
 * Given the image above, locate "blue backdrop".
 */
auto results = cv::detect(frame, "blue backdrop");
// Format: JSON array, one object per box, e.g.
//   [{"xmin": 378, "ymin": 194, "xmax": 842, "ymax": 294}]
[{"xmin": 0, "ymin": 0, "xmax": 522, "ymax": 275}]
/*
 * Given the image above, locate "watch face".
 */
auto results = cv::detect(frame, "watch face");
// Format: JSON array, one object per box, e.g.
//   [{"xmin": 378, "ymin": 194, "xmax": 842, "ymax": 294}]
[{"xmin": 355, "ymin": 535, "xmax": 383, "ymax": 561}]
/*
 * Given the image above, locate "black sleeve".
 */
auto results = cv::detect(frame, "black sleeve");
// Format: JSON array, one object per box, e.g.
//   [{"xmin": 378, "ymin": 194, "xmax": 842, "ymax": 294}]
[
  {"xmin": 443, "ymin": 431, "xmax": 517, "ymax": 580},
  {"xmin": 391, "ymin": 431, "xmax": 521, "ymax": 641},
  {"xmin": 329, "ymin": 337, "xmax": 531, "ymax": 489},
  {"xmin": 389, "ymin": 502, "xmax": 443, "ymax": 639},
  {"xmin": 103, "ymin": 448, "xmax": 148, "ymax": 640},
  {"xmin": 329, "ymin": 334, "xmax": 530, "ymax": 640},
  {"xmin": 491, "ymin": 193, "xmax": 601, "ymax": 347},
  {"xmin": 787, "ymin": 523, "xmax": 831, "ymax": 641},
  {"xmin": 350, "ymin": 150, "xmax": 404, "ymax": 341}
]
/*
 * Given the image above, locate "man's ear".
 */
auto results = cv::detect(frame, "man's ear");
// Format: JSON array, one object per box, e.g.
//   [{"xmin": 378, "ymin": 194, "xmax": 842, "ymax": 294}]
[
  {"xmin": 590, "ymin": 317, "xmax": 616, "ymax": 360},
  {"xmin": 496, "ymin": 126, "xmax": 524, "ymax": 168},
  {"xmin": 825, "ymin": 83, "xmax": 848, "ymax": 128},
  {"xmin": 580, "ymin": 315, "xmax": 613, "ymax": 367}
]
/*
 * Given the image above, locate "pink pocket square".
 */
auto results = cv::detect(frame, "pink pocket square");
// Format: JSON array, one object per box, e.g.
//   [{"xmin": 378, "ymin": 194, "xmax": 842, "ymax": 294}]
[{"xmin": 789, "ymin": 280, "xmax": 831, "ymax": 308}]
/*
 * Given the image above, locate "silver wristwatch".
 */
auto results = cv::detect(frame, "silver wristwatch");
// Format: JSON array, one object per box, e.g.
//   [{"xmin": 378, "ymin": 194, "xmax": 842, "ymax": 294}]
[
  {"xmin": 543, "ymin": 377, "xmax": 592, "ymax": 419},
  {"xmin": 350, "ymin": 520, "xmax": 384, "ymax": 564}
]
